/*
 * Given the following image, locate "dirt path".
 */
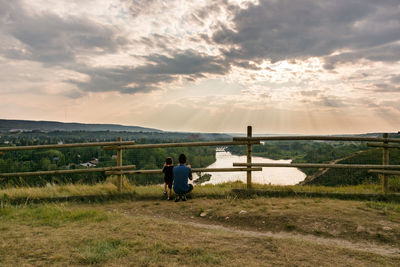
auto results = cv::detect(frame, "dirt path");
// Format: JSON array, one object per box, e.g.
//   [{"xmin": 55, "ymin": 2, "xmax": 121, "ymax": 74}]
[
  {"xmin": 116, "ymin": 209, "xmax": 400, "ymax": 257},
  {"xmin": 100, "ymin": 197, "xmax": 400, "ymax": 258},
  {"xmin": 185, "ymin": 221, "xmax": 400, "ymax": 257}
]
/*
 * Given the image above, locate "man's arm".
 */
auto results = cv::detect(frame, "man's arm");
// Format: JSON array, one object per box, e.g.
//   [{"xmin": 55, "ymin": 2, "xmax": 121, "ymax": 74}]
[{"xmin": 188, "ymin": 167, "xmax": 192, "ymax": 180}]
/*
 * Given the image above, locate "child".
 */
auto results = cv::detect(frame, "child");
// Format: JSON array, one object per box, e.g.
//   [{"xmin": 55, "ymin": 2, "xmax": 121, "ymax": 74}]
[{"xmin": 162, "ymin": 157, "xmax": 174, "ymax": 200}]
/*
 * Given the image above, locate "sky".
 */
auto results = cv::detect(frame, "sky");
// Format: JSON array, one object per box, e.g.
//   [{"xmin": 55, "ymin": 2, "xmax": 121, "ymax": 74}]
[{"xmin": 0, "ymin": 0, "xmax": 399, "ymax": 134}]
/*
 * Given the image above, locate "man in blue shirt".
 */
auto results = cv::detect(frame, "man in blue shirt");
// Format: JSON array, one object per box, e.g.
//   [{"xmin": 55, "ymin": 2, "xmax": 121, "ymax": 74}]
[{"xmin": 173, "ymin": 154, "xmax": 193, "ymax": 202}]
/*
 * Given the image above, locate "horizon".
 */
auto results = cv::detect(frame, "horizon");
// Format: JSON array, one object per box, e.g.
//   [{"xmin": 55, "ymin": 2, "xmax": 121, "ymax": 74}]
[
  {"xmin": 1, "ymin": 0, "xmax": 399, "ymax": 134},
  {"xmin": 1, "ymin": 118, "xmax": 397, "ymax": 136}
]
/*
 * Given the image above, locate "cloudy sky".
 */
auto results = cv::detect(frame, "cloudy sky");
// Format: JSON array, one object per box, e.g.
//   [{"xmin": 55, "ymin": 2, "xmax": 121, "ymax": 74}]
[{"xmin": 1, "ymin": 0, "xmax": 399, "ymax": 134}]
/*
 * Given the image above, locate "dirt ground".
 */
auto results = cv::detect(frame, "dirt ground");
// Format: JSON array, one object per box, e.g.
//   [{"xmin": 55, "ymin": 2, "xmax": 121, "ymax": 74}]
[
  {"xmin": 100, "ymin": 196, "xmax": 400, "ymax": 249},
  {"xmin": 1, "ymin": 196, "xmax": 400, "ymax": 266}
]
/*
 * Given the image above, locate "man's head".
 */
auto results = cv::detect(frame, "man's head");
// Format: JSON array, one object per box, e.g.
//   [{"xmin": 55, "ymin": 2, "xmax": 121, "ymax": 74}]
[{"xmin": 178, "ymin": 154, "xmax": 186, "ymax": 164}]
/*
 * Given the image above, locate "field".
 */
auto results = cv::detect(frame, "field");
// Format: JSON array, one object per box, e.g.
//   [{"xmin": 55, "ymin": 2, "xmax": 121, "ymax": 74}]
[{"xmin": 1, "ymin": 181, "xmax": 400, "ymax": 266}]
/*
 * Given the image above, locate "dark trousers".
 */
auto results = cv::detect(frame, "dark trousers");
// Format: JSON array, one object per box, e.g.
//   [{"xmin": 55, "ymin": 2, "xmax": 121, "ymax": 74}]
[{"xmin": 177, "ymin": 184, "xmax": 193, "ymax": 195}]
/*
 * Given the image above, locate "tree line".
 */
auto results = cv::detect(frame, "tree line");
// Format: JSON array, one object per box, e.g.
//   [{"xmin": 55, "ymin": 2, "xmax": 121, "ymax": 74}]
[{"xmin": 0, "ymin": 131, "xmax": 220, "ymax": 187}]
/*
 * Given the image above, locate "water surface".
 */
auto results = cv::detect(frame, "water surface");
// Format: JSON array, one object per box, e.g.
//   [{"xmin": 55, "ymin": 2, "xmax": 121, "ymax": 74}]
[{"xmin": 194, "ymin": 151, "xmax": 306, "ymax": 185}]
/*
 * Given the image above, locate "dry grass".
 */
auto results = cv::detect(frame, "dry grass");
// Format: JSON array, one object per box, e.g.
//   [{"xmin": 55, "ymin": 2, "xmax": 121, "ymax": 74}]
[
  {"xmin": 1, "ymin": 200, "xmax": 400, "ymax": 266},
  {"xmin": 1, "ymin": 179, "xmax": 400, "ymax": 265},
  {"xmin": 0, "ymin": 179, "xmax": 390, "ymax": 205},
  {"xmin": 100, "ymin": 197, "xmax": 400, "ymax": 247}
]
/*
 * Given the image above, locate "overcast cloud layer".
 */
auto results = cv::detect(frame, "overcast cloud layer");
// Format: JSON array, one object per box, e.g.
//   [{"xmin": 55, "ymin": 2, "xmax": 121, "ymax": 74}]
[{"xmin": 0, "ymin": 0, "xmax": 399, "ymax": 133}]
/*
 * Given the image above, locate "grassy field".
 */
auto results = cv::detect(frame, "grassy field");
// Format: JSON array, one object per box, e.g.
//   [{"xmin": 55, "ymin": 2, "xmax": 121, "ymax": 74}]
[
  {"xmin": 0, "ymin": 176, "xmax": 395, "ymax": 204},
  {"xmin": 1, "ymin": 181, "xmax": 400, "ymax": 266}
]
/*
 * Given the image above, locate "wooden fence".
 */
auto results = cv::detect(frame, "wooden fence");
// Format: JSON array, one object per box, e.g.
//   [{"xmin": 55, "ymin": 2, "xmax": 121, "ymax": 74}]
[
  {"xmin": 233, "ymin": 130, "xmax": 400, "ymax": 193},
  {"xmin": 0, "ymin": 126, "xmax": 399, "ymax": 193}
]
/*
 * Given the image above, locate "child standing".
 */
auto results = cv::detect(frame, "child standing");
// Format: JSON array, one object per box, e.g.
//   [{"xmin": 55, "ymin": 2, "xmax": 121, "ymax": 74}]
[{"xmin": 162, "ymin": 157, "xmax": 174, "ymax": 200}]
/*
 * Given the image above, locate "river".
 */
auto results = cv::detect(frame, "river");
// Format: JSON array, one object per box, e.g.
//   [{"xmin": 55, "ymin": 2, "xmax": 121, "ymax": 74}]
[{"xmin": 193, "ymin": 151, "xmax": 306, "ymax": 185}]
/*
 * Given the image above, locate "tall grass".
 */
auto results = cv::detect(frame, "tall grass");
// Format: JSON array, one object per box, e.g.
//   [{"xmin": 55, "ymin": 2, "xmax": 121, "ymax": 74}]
[{"xmin": 1, "ymin": 175, "xmax": 397, "ymax": 205}]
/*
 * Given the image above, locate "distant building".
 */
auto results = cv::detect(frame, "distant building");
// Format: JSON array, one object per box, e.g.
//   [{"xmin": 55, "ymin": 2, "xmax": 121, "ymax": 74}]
[
  {"xmin": 80, "ymin": 162, "xmax": 96, "ymax": 168},
  {"xmin": 89, "ymin": 158, "xmax": 99, "ymax": 164}
]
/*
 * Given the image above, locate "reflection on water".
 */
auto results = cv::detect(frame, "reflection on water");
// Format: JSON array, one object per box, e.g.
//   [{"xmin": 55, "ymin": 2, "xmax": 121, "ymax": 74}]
[{"xmin": 193, "ymin": 151, "xmax": 306, "ymax": 185}]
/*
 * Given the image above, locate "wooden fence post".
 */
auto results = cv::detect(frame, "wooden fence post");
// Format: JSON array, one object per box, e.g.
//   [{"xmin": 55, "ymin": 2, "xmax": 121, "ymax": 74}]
[
  {"xmin": 117, "ymin": 137, "xmax": 123, "ymax": 192},
  {"xmin": 382, "ymin": 133, "xmax": 389, "ymax": 194},
  {"xmin": 247, "ymin": 126, "xmax": 252, "ymax": 189}
]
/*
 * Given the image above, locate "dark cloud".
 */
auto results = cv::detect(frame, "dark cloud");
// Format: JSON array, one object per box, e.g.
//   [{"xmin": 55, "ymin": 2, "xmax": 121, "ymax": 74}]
[
  {"xmin": 1, "ymin": 0, "xmax": 400, "ymax": 97},
  {"xmin": 373, "ymin": 83, "xmax": 400, "ymax": 93},
  {"xmin": 211, "ymin": 0, "xmax": 400, "ymax": 66},
  {"xmin": 324, "ymin": 43, "xmax": 400, "ymax": 69},
  {"xmin": 0, "ymin": 0, "xmax": 232, "ymax": 95},
  {"xmin": 300, "ymin": 90, "xmax": 323, "ymax": 97},
  {"xmin": 124, "ymin": 0, "xmax": 170, "ymax": 18},
  {"xmin": 0, "ymin": 0, "xmax": 129, "ymax": 66},
  {"xmin": 70, "ymin": 50, "xmax": 230, "ymax": 94},
  {"xmin": 185, "ymin": 0, "xmax": 238, "ymax": 27},
  {"xmin": 315, "ymin": 95, "xmax": 349, "ymax": 108},
  {"xmin": 390, "ymin": 75, "xmax": 400, "ymax": 84}
]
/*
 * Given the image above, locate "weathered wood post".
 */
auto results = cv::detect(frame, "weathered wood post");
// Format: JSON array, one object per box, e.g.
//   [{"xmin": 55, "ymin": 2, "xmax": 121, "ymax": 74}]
[
  {"xmin": 246, "ymin": 126, "xmax": 252, "ymax": 188},
  {"xmin": 382, "ymin": 133, "xmax": 389, "ymax": 194},
  {"xmin": 117, "ymin": 137, "xmax": 123, "ymax": 192}
]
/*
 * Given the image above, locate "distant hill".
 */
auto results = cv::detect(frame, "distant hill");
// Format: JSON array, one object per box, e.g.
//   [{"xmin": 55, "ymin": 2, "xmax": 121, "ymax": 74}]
[{"xmin": 0, "ymin": 119, "xmax": 162, "ymax": 133}]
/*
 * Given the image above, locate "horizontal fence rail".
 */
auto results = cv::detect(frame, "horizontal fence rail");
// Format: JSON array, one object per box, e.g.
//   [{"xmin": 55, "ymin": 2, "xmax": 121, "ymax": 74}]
[
  {"xmin": 0, "ymin": 140, "xmax": 136, "ymax": 151},
  {"xmin": 0, "ymin": 165, "xmax": 136, "ymax": 177},
  {"xmin": 103, "ymin": 140, "xmax": 260, "ymax": 150},
  {"xmin": 233, "ymin": 136, "xmax": 400, "ymax": 143},
  {"xmin": 233, "ymin": 163, "xmax": 400, "ymax": 169},
  {"xmin": 105, "ymin": 167, "xmax": 263, "ymax": 175}
]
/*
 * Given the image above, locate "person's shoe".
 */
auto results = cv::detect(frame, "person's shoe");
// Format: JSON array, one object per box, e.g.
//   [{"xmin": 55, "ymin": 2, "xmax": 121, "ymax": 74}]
[
  {"xmin": 182, "ymin": 195, "xmax": 187, "ymax": 201},
  {"xmin": 163, "ymin": 191, "xmax": 167, "ymax": 195},
  {"xmin": 174, "ymin": 197, "xmax": 180, "ymax": 202}
]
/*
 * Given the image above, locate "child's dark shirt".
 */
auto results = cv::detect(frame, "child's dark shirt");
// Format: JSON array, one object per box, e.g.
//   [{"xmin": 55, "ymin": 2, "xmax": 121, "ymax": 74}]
[{"xmin": 162, "ymin": 165, "xmax": 174, "ymax": 182}]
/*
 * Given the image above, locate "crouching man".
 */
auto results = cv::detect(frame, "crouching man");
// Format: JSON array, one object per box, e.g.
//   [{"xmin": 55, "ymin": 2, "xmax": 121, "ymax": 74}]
[{"xmin": 173, "ymin": 154, "xmax": 193, "ymax": 202}]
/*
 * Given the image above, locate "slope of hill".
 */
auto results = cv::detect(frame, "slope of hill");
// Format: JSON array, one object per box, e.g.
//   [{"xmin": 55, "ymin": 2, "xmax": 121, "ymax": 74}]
[
  {"xmin": 1, "ymin": 183, "xmax": 400, "ymax": 266},
  {"xmin": 0, "ymin": 119, "xmax": 162, "ymax": 132},
  {"xmin": 302, "ymin": 148, "xmax": 400, "ymax": 186}
]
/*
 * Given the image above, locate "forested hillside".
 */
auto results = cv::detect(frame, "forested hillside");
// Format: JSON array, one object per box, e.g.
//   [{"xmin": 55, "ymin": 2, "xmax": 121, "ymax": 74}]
[
  {"xmin": 0, "ymin": 130, "xmax": 228, "ymax": 187},
  {"xmin": 304, "ymin": 148, "xmax": 400, "ymax": 186}
]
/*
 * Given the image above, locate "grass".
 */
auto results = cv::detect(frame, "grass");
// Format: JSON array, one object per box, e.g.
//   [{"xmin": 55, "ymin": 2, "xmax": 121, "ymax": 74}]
[
  {"xmin": 0, "ymin": 177, "xmax": 397, "ymax": 205},
  {"xmin": 102, "ymin": 197, "xmax": 400, "ymax": 246},
  {"xmin": 1, "ymin": 199, "xmax": 400, "ymax": 266},
  {"xmin": 0, "ymin": 203, "xmax": 111, "ymax": 227},
  {"xmin": 76, "ymin": 239, "xmax": 130, "ymax": 264},
  {"xmin": 1, "ymin": 179, "xmax": 400, "ymax": 265}
]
